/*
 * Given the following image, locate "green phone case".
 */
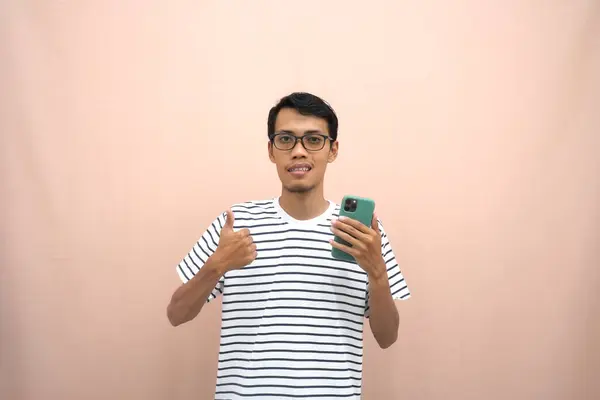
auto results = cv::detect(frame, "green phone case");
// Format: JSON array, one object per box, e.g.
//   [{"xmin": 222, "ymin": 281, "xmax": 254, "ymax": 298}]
[{"xmin": 331, "ymin": 195, "xmax": 376, "ymax": 263}]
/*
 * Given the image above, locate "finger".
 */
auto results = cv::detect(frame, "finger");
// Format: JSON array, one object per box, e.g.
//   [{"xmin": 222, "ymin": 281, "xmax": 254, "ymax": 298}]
[
  {"xmin": 371, "ymin": 213, "xmax": 380, "ymax": 235},
  {"xmin": 333, "ymin": 219, "xmax": 368, "ymax": 242},
  {"xmin": 238, "ymin": 228, "xmax": 251, "ymax": 238},
  {"xmin": 245, "ymin": 252, "xmax": 257, "ymax": 264},
  {"xmin": 329, "ymin": 239, "xmax": 355, "ymax": 255},
  {"xmin": 331, "ymin": 226, "xmax": 361, "ymax": 247},
  {"xmin": 338, "ymin": 216, "xmax": 370, "ymax": 233},
  {"xmin": 224, "ymin": 209, "xmax": 235, "ymax": 230}
]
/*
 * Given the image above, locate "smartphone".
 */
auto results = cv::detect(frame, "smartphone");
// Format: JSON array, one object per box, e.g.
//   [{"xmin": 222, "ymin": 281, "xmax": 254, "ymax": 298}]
[{"xmin": 331, "ymin": 195, "xmax": 376, "ymax": 262}]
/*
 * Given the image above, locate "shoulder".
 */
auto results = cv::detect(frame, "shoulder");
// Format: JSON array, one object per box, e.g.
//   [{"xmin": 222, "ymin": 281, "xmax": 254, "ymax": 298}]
[
  {"xmin": 231, "ymin": 198, "xmax": 276, "ymax": 207},
  {"xmin": 229, "ymin": 198, "xmax": 279, "ymax": 219}
]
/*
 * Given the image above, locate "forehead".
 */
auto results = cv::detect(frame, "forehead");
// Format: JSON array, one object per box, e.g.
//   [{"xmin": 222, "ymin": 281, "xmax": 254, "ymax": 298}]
[{"xmin": 274, "ymin": 108, "xmax": 329, "ymax": 135}]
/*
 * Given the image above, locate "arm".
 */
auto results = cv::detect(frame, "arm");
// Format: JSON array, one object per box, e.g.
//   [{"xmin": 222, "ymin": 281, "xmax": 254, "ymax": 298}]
[
  {"xmin": 365, "ymin": 260, "xmax": 400, "ymax": 348},
  {"xmin": 330, "ymin": 213, "xmax": 411, "ymax": 349},
  {"xmin": 167, "ymin": 256, "xmax": 226, "ymax": 326},
  {"xmin": 167, "ymin": 208, "xmax": 256, "ymax": 327}
]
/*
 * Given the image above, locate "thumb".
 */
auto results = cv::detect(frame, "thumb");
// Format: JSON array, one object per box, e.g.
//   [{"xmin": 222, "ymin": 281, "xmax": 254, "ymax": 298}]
[
  {"xmin": 223, "ymin": 209, "xmax": 235, "ymax": 231},
  {"xmin": 371, "ymin": 213, "xmax": 380, "ymax": 234}
]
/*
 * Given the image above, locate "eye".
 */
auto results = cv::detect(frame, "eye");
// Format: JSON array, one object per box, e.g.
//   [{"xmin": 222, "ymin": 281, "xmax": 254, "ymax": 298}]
[
  {"xmin": 278, "ymin": 134, "xmax": 293, "ymax": 143},
  {"xmin": 306, "ymin": 135, "xmax": 323, "ymax": 143}
]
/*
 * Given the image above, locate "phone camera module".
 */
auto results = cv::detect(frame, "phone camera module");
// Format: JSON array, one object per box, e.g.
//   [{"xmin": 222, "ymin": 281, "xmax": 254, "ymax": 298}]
[{"xmin": 344, "ymin": 198, "xmax": 358, "ymax": 212}]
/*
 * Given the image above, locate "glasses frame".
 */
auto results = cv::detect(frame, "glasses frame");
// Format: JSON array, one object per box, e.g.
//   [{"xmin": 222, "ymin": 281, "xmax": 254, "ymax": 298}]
[{"xmin": 270, "ymin": 132, "xmax": 332, "ymax": 152}]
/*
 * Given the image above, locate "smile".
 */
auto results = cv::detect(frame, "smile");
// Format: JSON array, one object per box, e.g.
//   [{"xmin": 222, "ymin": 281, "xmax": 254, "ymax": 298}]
[{"xmin": 287, "ymin": 164, "xmax": 312, "ymax": 177}]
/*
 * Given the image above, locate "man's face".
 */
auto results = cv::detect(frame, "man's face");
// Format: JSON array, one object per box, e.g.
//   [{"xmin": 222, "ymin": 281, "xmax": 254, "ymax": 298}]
[{"xmin": 268, "ymin": 108, "xmax": 338, "ymax": 194}]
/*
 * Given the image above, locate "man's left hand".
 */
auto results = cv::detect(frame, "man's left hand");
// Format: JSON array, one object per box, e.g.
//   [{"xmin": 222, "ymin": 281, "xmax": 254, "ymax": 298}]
[{"xmin": 330, "ymin": 214, "xmax": 386, "ymax": 279}]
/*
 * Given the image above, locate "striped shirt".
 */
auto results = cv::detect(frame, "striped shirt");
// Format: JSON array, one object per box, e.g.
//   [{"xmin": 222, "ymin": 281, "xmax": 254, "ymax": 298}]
[{"xmin": 176, "ymin": 197, "xmax": 411, "ymax": 399}]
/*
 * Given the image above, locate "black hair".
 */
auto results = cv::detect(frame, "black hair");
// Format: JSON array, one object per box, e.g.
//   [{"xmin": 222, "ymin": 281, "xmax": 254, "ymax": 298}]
[{"xmin": 267, "ymin": 92, "xmax": 338, "ymax": 141}]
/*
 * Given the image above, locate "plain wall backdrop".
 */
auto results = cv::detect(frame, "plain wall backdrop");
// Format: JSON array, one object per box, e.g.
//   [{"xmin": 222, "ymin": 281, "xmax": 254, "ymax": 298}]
[{"xmin": 1, "ymin": 1, "xmax": 599, "ymax": 399}]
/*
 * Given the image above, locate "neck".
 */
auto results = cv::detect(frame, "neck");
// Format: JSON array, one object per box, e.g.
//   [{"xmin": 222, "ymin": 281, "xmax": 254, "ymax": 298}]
[{"xmin": 278, "ymin": 186, "xmax": 330, "ymax": 221}]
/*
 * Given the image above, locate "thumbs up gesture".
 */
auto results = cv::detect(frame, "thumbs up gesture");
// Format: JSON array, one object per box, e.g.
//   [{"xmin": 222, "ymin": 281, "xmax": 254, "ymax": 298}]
[{"xmin": 212, "ymin": 209, "xmax": 257, "ymax": 272}]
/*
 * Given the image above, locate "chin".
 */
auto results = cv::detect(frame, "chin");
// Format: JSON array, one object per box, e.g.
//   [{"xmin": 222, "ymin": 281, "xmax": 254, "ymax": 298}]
[{"xmin": 283, "ymin": 183, "xmax": 316, "ymax": 194}]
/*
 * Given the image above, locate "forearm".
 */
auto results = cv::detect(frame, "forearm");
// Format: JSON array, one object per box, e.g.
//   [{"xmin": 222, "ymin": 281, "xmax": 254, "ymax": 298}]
[
  {"xmin": 367, "ymin": 264, "xmax": 399, "ymax": 349},
  {"xmin": 167, "ymin": 256, "xmax": 225, "ymax": 326}
]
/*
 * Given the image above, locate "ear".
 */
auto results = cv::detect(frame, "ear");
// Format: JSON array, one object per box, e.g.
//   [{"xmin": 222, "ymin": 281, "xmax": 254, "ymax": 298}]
[
  {"xmin": 328, "ymin": 140, "xmax": 339, "ymax": 163},
  {"xmin": 268, "ymin": 141, "xmax": 276, "ymax": 163}
]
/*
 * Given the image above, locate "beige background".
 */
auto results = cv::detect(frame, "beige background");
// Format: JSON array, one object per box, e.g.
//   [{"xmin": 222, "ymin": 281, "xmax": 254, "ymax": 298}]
[{"xmin": 1, "ymin": 1, "xmax": 599, "ymax": 399}]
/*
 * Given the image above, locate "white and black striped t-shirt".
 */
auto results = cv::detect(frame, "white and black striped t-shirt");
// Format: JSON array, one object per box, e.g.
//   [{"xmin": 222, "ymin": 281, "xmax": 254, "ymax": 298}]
[{"xmin": 176, "ymin": 198, "xmax": 411, "ymax": 400}]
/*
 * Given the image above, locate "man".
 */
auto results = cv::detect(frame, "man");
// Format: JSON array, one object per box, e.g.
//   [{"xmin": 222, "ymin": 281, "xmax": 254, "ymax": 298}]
[{"xmin": 167, "ymin": 92, "xmax": 411, "ymax": 399}]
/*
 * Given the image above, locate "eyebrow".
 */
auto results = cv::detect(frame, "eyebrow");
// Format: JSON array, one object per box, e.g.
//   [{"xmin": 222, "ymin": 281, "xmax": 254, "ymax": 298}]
[{"xmin": 277, "ymin": 130, "xmax": 324, "ymax": 135}]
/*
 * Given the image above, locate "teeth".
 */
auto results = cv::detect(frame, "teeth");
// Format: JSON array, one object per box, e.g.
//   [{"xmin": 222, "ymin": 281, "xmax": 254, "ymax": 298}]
[{"xmin": 290, "ymin": 167, "xmax": 309, "ymax": 172}]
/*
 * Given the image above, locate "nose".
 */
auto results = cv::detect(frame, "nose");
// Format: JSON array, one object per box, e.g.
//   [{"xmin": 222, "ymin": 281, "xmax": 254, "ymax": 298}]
[{"xmin": 290, "ymin": 137, "xmax": 308, "ymax": 157}]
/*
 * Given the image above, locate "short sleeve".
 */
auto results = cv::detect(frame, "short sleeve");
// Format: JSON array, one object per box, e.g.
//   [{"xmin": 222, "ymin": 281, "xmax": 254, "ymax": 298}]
[
  {"xmin": 176, "ymin": 212, "xmax": 226, "ymax": 303},
  {"xmin": 365, "ymin": 219, "xmax": 411, "ymax": 317}
]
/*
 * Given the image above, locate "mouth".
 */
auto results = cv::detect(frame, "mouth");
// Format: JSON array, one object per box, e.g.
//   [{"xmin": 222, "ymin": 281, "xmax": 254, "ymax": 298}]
[{"xmin": 287, "ymin": 163, "xmax": 312, "ymax": 177}]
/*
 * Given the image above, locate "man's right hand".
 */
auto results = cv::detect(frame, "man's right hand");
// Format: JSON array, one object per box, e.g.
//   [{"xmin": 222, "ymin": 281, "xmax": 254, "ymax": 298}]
[{"xmin": 212, "ymin": 209, "xmax": 257, "ymax": 273}]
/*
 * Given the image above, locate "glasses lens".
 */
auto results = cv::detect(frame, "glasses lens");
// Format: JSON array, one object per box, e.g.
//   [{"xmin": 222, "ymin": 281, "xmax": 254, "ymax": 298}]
[
  {"xmin": 274, "ymin": 134, "xmax": 295, "ymax": 150},
  {"xmin": 303, "ymin": 134, "xmax": 325, "ymax": 151}
]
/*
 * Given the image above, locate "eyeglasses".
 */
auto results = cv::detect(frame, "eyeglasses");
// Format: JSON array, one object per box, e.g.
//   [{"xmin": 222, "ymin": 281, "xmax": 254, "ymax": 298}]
[{"xmin": 270, "ymin": 132, "xmax": 332, "ymax": 152}]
